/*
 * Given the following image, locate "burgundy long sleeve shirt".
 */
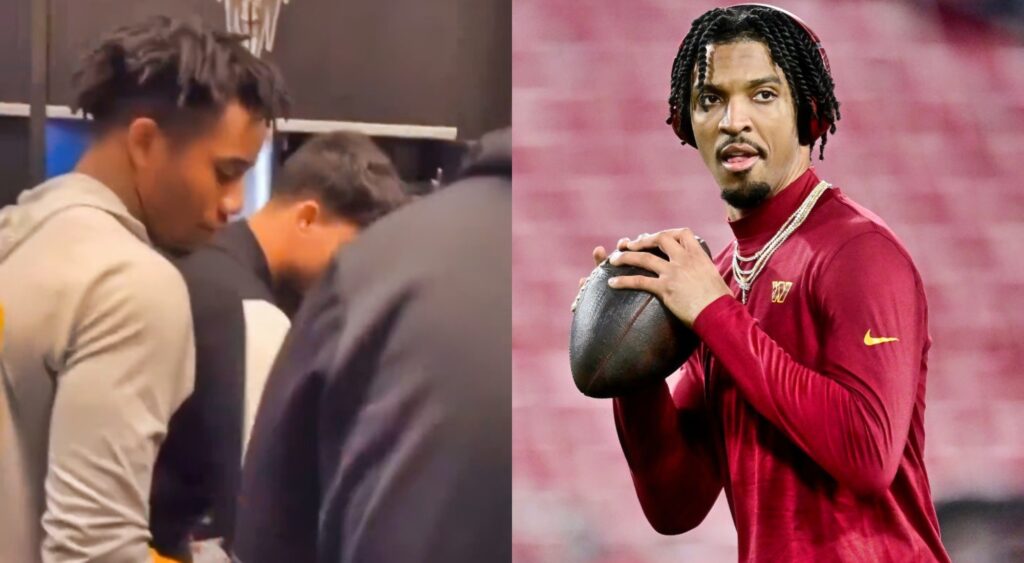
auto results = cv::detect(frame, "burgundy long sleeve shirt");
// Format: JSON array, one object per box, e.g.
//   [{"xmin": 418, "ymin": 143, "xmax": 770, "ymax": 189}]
[{"xmin": 614, "ymin": 169, "xmax": 950, "ymax": 562}]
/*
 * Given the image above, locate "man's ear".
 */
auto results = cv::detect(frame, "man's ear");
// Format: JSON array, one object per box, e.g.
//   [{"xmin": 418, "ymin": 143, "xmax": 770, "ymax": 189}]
[
  {"xmin": 296, "ymin": 199, "xmax": 321, "ymax": 231},
  {"xmin": 125, "ymin": 117, "xmax": 162, "ymax": 169}
]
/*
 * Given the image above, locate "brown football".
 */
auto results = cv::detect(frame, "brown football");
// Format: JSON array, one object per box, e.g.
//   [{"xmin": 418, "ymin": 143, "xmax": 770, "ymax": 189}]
[{"xmin": 569, "ymin": 239, "xmax": 711, "ymax": 398}]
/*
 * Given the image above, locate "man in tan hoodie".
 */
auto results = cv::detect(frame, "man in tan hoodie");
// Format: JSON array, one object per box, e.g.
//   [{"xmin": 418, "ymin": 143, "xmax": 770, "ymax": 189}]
[{"xmin": 0, "ymin": 16, "xmax": 289, "ymax": 563}]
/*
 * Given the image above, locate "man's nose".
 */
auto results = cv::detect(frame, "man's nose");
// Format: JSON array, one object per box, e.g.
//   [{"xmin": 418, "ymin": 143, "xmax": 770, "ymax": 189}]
[
  {"xmin": 719, "ymin": 99, "xmax": 753, "ymax": 136},
  {"xmin": 222, "ymin": 179, "xmax": 245, "ymax": 217}
]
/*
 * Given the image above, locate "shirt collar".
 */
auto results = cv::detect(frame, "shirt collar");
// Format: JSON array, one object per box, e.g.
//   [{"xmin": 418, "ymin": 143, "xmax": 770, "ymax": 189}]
[{"xmin": 727, "ymin": 167, "xmax": 822, "ymax": 256}]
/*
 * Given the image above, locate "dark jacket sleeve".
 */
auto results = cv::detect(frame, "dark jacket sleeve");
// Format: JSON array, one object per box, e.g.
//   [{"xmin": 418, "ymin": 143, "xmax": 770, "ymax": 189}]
[
  {"xmin": 230, "ymin": 272, "xmax": 338, "ymax": 563},
  {"xmin": 234, "ymin": 176, "xmax": 511, "ymax": 563},
  {"xmin": 151, "ymin": 268, "xmax": 246, "ymax": 560}
]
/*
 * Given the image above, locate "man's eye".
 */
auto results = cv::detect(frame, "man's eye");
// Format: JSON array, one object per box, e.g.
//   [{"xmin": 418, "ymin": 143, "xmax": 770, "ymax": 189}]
[
  {"xmin": 216, "ymin": 169, "xmax": 236, "ymax": 184},
  {"xmin": 699, "ymin": 94, "xmax": 721, "ymax": 107},
  {"xmin": 754, "ymin": 90, "xmax": 778, "ymax": 102}
]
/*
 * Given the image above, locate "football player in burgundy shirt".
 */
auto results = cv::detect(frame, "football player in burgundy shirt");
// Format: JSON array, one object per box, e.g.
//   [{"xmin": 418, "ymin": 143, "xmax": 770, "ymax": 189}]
[{"xmin": 593, "ymin": 5, "xmax": 951, "ymax": 561}]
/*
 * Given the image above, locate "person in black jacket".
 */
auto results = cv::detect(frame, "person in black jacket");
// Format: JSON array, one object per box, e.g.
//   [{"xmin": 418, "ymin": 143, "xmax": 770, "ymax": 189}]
[
  {"xmin": 150, "ymin": 131, "xmax": 408, "ymax": 562},
  {"xmin": 233, "ymin": 127, "xmax": 511, "ymax": 563}
]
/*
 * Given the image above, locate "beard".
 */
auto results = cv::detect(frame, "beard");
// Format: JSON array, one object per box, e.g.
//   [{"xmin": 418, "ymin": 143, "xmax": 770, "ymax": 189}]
[{"xmin": 721, "ymin": 179, "xmax": 772, "ymax": 210}]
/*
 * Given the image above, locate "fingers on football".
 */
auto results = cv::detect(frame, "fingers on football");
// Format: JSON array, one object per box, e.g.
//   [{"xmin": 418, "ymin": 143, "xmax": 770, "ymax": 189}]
[
  {"xmin": 608, "ymin": 274, "xmax": 658, "ymax": 293},
  {"xmin": 675, "ymin": 228, "xmax": 697, "ymax": 246},
  {"xmin": 626, "ymin": 230, "xmax": 685, "ymax": 259},
  {"xmin": 626, "ymin": 231, "xmax": 686, "ymax": 262},
  {"xmin": 657, "ymin": 231, "xmax": 689, "ymax": 262},
  {"xmin": 610, "ymin": 250, "xmax": 667, "ymax": 274}
]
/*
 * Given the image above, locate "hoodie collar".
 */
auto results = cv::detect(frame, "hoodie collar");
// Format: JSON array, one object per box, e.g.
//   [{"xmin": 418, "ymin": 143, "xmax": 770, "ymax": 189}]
[{"xmin": 0, "ymin": 173, "xmax": 150, "ymax": 260}]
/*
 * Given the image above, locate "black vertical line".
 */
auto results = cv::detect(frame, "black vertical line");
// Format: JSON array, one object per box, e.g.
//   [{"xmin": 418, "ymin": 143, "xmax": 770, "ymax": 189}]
[{"xmin": 29, "ymin": 0, "xmax": 49, "ymax": 185}]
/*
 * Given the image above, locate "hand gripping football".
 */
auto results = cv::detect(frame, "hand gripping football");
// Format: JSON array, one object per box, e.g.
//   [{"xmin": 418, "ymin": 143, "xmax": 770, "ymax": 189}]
[{"xmin": 569, "ymin": 238, "xmax": 712, "ymax": 398}]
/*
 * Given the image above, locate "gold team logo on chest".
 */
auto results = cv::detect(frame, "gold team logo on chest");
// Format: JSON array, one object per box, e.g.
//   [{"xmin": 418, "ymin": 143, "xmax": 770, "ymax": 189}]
[{"xmin": 771, "ymin": 281, "xmax": 794, "ymax": 304}]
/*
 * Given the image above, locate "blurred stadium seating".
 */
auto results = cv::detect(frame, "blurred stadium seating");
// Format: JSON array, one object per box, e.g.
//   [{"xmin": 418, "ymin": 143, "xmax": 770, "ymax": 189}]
[{"xmin": 513, "ymin": 1, "xmax": 1024, "ymax": 560}]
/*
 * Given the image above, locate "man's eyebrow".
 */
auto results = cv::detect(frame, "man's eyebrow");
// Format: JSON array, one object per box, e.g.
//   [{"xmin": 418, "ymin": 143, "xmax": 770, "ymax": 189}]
[
  {"xmin": 694, "ymin": 76, "xmax": 783, "ymax": 94},
  {"xmin": 747, "ymin": 76, "xmax": 783, "ymax": 88},
  {"xmin": 695, "ymin": 82, "xmax": 725, "ymax": 96}
]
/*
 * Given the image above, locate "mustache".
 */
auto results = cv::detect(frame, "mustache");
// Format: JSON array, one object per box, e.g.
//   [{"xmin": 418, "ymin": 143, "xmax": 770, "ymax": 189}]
[{"xmin": 716, "ymin": 137, "xmax": 766, "ymax": 159}]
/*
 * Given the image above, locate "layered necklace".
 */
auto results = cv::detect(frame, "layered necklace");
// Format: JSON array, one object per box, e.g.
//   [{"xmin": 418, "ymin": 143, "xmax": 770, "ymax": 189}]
[{"xmin": 731, "ymin": 180, "xmax": 832, "ymax": 304}]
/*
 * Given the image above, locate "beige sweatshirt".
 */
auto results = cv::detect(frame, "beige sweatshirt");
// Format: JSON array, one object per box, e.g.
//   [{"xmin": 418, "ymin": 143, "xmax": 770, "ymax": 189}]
[{"xmin": 0, "ymin": 173, "xmax": 195, "ymax": 562}]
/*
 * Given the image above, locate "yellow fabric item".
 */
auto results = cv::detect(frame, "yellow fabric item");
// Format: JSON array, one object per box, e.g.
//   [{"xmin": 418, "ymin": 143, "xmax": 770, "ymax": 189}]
[{"xmin": 150, "ymin": 548, "xmax": 181, "ymax": 563}]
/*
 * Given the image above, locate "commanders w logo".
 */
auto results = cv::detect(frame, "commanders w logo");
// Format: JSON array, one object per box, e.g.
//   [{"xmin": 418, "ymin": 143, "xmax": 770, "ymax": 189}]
[{"xmin": 771, "ymin": 281, "xmax": 794, "ymax": 304}]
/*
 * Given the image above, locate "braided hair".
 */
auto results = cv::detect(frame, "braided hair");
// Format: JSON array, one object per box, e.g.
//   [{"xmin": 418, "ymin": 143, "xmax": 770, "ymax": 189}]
[
  {"xmin": 73, "ymin": 16, "xmax": 291, "ymax": 139},
  {"xmin": 667, "ymin": 6, "xmax": 840, "ymax": 159}
]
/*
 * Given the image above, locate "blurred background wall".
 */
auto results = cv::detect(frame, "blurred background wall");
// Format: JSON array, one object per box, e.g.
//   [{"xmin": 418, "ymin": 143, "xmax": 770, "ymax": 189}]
[
  {"xmin": 0, "ymin": 0, "xmax": 510, "ymax": 207},
  {"xmin": 513, "ymin": 1, "xmax": 1024, "ymax": 561}
]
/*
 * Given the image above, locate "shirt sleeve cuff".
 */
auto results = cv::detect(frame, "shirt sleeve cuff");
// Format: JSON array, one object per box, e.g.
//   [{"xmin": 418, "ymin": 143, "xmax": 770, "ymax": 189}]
[{"xmin": 691, "ymin": 294, "xmax": 754, "ymax": 353}]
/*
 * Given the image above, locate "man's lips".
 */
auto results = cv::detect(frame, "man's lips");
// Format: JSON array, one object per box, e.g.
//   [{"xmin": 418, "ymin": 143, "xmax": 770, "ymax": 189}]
[
  {"xmin": 722, "ymin": 154, "xmax": 759, "ymax": 172},
  {"xmin": 718, "ymin": 143, "xmax": 762, "ymax": 173}
]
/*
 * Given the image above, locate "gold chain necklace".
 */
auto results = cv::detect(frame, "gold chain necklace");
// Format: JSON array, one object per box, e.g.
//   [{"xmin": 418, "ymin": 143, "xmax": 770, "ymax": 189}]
[{"xmin": 731, "ymin": 180, "xmax": 831, "ymax": 304}]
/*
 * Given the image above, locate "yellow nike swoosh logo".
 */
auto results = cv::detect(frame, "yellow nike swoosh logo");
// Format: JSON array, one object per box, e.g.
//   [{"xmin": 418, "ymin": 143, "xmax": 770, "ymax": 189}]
[{"xmin": 864, "ymin": 330, "xmax": 899, "ymax": 346}]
